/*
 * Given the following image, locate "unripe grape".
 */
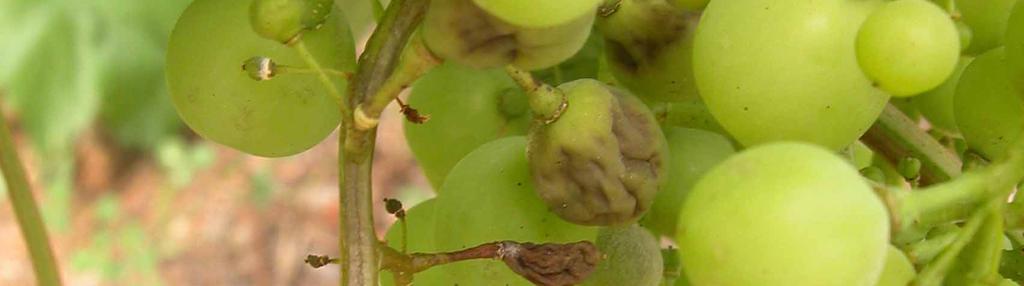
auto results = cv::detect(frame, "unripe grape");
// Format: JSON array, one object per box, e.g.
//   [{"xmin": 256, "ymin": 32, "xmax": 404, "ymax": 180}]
[
  {"xmin": 641, "ymin": 127, "xmax": 734, "ymax": 238},
  {"xmin": 404, "ymin": 63, "xmax": 530, "ymax": 190},
  {"xmin": 694, "ymin": 0, "xmax": 889, "ymax": 150},
  {"xmin": 529, "ymin": 79, "xmax": 668, "ymax": 226},
  {"xmin": 678, "ymin": 143, "xmax": 889, "ymax": 286},
  {"xmin": 911, "ymin": 57, "xmax": 973, "ymax": 132},
  {"xmin": 598, "ymin": 0, "xmax": 700, "ymax": 102},
  {"xmin": 955, "ymin": 0, "xmax": 1018, "ymax": 55},
  {"xmin": 855, "ymin": 0, "xmax": 959, "ymax": 97},
  {"xmin": 659, "ymin": 100, "xmax": 728, "ymax": 135},
  {"xmin": 875, "ymin": 246, "xmax": 915, "ymax": 286},
  {"xmin": 250, "ymin": 0, "xmax": 333, "ymax": 44},
  {"xmin": 167, "ymin": 0, "xmax": 354, "ymax": 157},
  {"xmin": 422, "ymin": 0, "xmax": 595, "ymax": 71},
  {"xmin": 1007, "ymin": 2, "xmax": 1024, "ymax": 96},
  {"xmin": 954, "ymin": 48, "xmax": 1024, "ymax": 161},
  {"xmin": 433, "ymin": 136, "xmax": 598, "ymax": 285},
  {"xmin": 582, "ymin": 225, "xmax": 663, "ymax": 286},
  {"xmin": 470, "ymin": 0, "xmax": 601, "ymax": 28}
]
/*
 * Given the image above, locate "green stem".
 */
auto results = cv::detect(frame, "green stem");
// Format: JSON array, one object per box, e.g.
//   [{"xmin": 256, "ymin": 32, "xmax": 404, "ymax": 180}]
[
  {"xmin": 913, "ymin": 202, "xmax": 991, "ymax": 286},
  {"xmin": 0, "ymin": 109, "xmax": 62, "ymax": 286},
  {"xmin": 353, "ymin": 35, "xmax": 440, "ymax": 131},
  {"xmin": 505, "ymin": 65, "xmax": 568, "ymax": 124},
  {"xmin": 339, "ymin": 0, "xmax": 430, "ymax": 285},
  {"xmin": 890, "ymin": 127, "xmax": 1024, "ymax": 239},
  {"xmin": 294, "ymin": 40, "xmax": 350, "ymax": 119},
  {"xmin": 861, "ymin": 104, "xmax": 962, "ymax": 186},
  {"xmin": 906, "ymin": 230, "xmax": 958, "ymax": 266}
]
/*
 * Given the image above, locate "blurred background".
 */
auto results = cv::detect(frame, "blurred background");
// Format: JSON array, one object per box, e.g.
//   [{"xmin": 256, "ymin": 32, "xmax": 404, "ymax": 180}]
[{"xmin": 0, "ymin": 0, "xmax": 432, "ymax": 285}]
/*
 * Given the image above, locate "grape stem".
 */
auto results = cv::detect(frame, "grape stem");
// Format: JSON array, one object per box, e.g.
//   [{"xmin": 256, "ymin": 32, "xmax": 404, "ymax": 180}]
[
  {"xmin": 885, "ymin": 126, "xmax": 1024, "ymax": 241},
  {"xmin": 337, "ymin": 0, "xmax": 430, "ymax": 285},
  {"xmin": 912, "ymin": 200, "xmax": 995, "ymax": 286},
  {"xmin": 0, "ymin": 103, "xmax": 63, "ymax": 286},
  {"xmin": 505, "ymin": 66, "xmax": 568, "ymax": 124},
  {"xmin": 353, "ymin": 35, "xmax": 441, "ymax": 132},
  {"xmin": 861, "ymin": 103, "xmax": 962, "ymax": 186}
]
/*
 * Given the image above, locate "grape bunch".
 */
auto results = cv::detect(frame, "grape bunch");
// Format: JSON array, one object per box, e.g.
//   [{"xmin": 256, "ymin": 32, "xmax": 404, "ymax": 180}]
[{"xmin": 163, "ymin": 0, "xmax": 1024, "ymax": 284}]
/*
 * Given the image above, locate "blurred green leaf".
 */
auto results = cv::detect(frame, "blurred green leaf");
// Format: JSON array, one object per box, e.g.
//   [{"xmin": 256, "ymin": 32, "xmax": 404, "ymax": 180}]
[
  {"xmin": 2, "ymin": 4, "xmax": 102, "ymax": 153},
  {"xmin": 157, "ymin": 138, "xmax": 214, "ymax": 188}
]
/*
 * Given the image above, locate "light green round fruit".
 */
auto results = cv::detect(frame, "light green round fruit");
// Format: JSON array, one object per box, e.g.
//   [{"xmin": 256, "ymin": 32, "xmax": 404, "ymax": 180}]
[
  {"xmin": 167, "ymin": 0, "xmax": 354, "ymax": 157},
  {"xmin": 404, "ymin": 62, "xmax": 530, "ymax": 190},
  {"xmin": 471, "ymin": 0, "xmax": 601, "ymax": 28},
  {"xmin": 694, "ymin": 0, "xmax": 889, "ymax": 150},
  {"xmin": 1007, "ymin": 1, "xmax": 1024, "ymax": 96},
  {"xmin": 955, "ymin": 0, "xmax": 1018, "ymax": 55},
  {"xmin": 875, "ymin": 246, "xmax": 915, "ymax": 286},
  {"xmin": 600, "ymin": 0, "xmax": 699, "ymax": 102},
  {"xmin": 433, "ymin": 136, "xmax": 598, "ymax": 285},
  {"xmin": 422, "ymin": 0, "xmax": 595, "ymax": 71},
  {"xmin": 249, "ymin": 0, "xmax": 334, "ymax": 44},
  {"xmin": 659, "ymin": 99, "xmax": 729, "ymax": 135},
  {"xmin": 641, "ymin": 127, "xmax": 734, "ymax": 238},
  {"xmin": 583, "ymin": 225, "xmax": 663, "ymax": 286},
  {"xmin": 911, "ymin": 57, "xmax": 973, "ymax": 132},
  {"xmin": 855, "ymin": 0, "xmax": 959, "ymax": 97},
  {"xmin": 529, "ymin": 79, "xmax": 668, "ymax": 226},
  {"xmin": 678, "ymin": 143, "xmax": 890, "ymax": 286},
  {"xmin": 954, "ymin": 48, "xmax": 1024, "ymax": 161},
  {"xmin": 379, "ymin": 199, "xmax": 446, "ymax": 286}
]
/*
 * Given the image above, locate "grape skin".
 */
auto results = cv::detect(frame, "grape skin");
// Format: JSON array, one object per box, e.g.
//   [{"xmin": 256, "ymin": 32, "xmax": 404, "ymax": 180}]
[
  {"xmin": 166, "ymin": 0, "xmax": 354, "ymax": 157},
  {"xmin": 954, "ymin": 48, "xmax": 1024, "ymax": 161},
  {"xmin": 693, "ymin": 0, "xmax": 889, "ymax": 150}
]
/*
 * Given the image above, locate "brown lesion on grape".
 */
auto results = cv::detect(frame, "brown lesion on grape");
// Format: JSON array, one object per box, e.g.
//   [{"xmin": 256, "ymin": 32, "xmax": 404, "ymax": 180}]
[{"xmin": 603, "ymin": 5, "xmax": 694, "ymax": 74}]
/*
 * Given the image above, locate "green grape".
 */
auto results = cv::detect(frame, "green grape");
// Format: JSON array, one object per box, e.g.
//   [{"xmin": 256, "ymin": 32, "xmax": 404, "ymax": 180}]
[
  {"xmin": 848, "ymin": 140, "xmax": 875, "ymax": 170},
  {"xmin": 659, "ymin": 99, "xmax": 728, "ymax": 136},
  {"xmin": 693, "ymin": 0, "xmax": 889, "ymax": 150},
  {"xmin": 166, "ymin": 0, "xmax": 354, "ymax": 157},
  {"xmin": 422, "ymin": 0, "xmax": 595, "ymax": 71},
  {"xmin": 249, "ymin": 0, "xmax": 334, "ymax": 44},
  {"xmin": 678, "ymin": 143, "xmax": 889, "ymax": 286},
  {"xmin": 955, "ymin": 0, "xmax": 1018, "ymax": 55},
  {"xmin": 599, "ymin": 0, "xmax": 699, "ymax": 102},
  {"xmin": 911, "ymin": 57, "xmax": 973, "ymax": 132},
  {"xmin": 583, "ymin": 225, "xmax": 663, "ymax": 286},
  {"xmin": 875, "ymin": 246, "xmax": 915, "ymax": 286},
  {"xmin": 855, "ymin": 0, "xmax": 959, "ymax": 97},
  {"xmin": 641, "ymin": 127, "xmax": 734, "ymax": 238},
  {"xmin": 470, "ymin": 0, "xmax": 601, "ymax": 28},
  {"xmin": 954, "ymin": 48, "xmax": 1024, "ymax": 161},
  {"xmin": 379, "ymin": 199, "xmax": 446, "ymax": 286},
  {"xmin": 1007, "ymin": 2, "xmax": 1024, "ymax": 95},
  {"xmin": 432, "ymin": 136, "xmax": 598, "ymax": 285},
  {"xmin": 404, "ymin": 63, "xmax": 530, "ymax": 190},
  {"xmin": 670, "ymin": 0, "xmax": 709, "ymax": 11}
]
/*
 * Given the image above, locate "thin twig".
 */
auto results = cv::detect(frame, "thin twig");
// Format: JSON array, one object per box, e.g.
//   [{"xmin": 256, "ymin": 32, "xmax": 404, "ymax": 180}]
[
  {"xmin": 861, "ymin": 104, "xmax": 962, "ymax": 186},
  {"xmin": 0, "ymin": 104, "xmax": 62, "ymax": 286}
]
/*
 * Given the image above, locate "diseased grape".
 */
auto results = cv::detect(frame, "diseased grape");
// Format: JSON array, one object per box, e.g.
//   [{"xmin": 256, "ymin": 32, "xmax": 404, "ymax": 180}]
[
  {"xmin": 678, "ymin": 143, "xmax": 889, "ymax": 286},
  {"xmin": 166, "ymin": 0, "xmax": 354, "ymax": 157},
  {"xmin": 422, "ymin": 0, "xmax": 595, "ymax": 71},
  {"xmin": 528, "ymin": 79, "xmax": 668, "ymax": 226}
]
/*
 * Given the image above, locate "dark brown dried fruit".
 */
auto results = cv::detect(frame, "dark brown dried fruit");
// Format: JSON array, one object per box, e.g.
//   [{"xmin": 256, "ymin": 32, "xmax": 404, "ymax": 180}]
[{"xmin": 499, "ymin": 241, "xmax": 603, "ymax": 286}]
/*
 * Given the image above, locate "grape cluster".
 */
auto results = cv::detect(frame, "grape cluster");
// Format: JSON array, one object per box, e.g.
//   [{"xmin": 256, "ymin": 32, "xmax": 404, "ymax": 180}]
[{"xmin": 163, "ymin": 0, "xmax": 1024, "ymax": 284}]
